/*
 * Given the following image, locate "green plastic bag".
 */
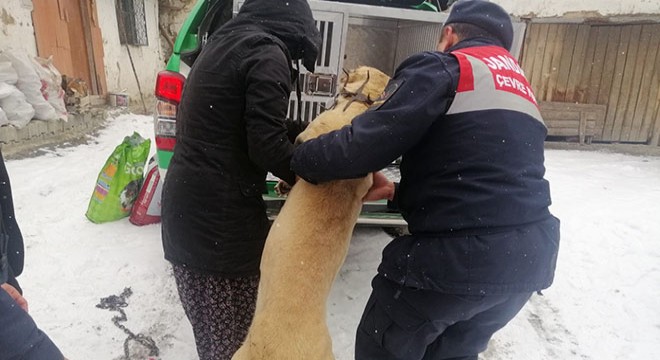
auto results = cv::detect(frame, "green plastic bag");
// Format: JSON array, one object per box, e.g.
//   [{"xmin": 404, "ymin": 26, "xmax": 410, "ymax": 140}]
[{"xmin": 86, "ymin": 132, "xmax": 151, "ymax": 223}]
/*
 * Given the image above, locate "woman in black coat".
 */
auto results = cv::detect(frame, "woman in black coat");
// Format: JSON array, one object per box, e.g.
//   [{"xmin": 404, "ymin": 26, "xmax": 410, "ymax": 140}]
[{"xmin": 160, "ymin": 0, "xmax": 321, "ymax": 358}]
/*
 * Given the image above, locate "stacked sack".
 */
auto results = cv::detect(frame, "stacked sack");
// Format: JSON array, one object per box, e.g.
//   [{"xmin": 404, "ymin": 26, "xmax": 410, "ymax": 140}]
[
  {"xmin": 0, "ymin": 50, "xmax": 67, "ymax": 128},
  {"xmin": 0, "ymin": 53, "xmax": 33, "ymax": 127}
]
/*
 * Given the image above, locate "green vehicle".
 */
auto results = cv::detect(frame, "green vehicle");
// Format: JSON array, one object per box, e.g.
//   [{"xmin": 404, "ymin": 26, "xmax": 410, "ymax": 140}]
[{"xmin": 153, "ymin": 0, "xmax": 464, "ymax": 230}]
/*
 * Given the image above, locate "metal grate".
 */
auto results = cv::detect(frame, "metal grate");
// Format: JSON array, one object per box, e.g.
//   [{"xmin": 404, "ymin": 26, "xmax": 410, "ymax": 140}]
[
  {"xmin": 394, "ymin": 22, "xmax": 441, "ymax": 68},
  {"xmin": 288, "ymin": 11, "xmax": 343, "ymax": 122},
  {"xmin": 315, "ymin": 20, "xmax": 335, "ymax": 68},
  {"xmin": 116, "ymin": 0, "xmax": 148, "ymax": 46},
  {"xmin": 289, "ymin": 99, "xmax": 328, "ymax": 122}
]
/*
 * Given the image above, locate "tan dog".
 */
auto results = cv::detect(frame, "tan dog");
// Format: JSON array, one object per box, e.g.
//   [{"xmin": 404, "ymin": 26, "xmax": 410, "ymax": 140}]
[{"xmin": 232, "ymin": 66, "xmax": 391, "ymax": 360}]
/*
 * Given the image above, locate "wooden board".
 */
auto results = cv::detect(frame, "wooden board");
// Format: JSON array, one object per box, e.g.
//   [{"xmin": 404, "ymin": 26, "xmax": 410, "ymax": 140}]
[
  {"xmin": 33, "ymin": 0, "xmax": 74, "ymax": 76},
  {"xmin": 81, "ymin": 0, "xmax": 107, "ymax": 95},
  {"xmin": 32, "ymin": 0, "xmax": 105, "ymax": 95},
  {"xmin": 649, "ymin": 73, "xmax": 660, "ymax": 146},
  {"xmin": 633, "ymin": 25, "xmax": 660, "ymax": 142},
  {"xmin": 577, "ymin": 26, "xmax": 599, "ymax": 104},
  {"xmin": 543, "ymin": 24, "xmax": 564, "ymax": 101},
  {"xmin": 529, "ymin": 24, "xmax": 550, "ymax": 96},
  {"xmin": 503, "ymin": 22, "xmax": 659, "ymax": 144},
  {"xmin": 565, "ymin": 25, "xmax": 590, "ymax": 103},
  {"xmin": 600, "ymin": 26, "xmax": 629, "ymax": 141},
  {"xmin": 620, "ymin": 25, "xmax": 647, "ymax": 141},
  {"xmin": 612, "ymin": 25, "xmax": 643, "ymax": 141},
  {"xmin": 586, "ymin": 27, "xmax": 611, "ymax": 105},
  {"xmin": 520, "ymin": 22, "xmax": 537, "ymax": 77},
  {"xmin": 553, "ymin": 24, "xmax": 578, "ymax": 102},
  {"xmin": 539, "ymin": 25, "xmax": 560, "ymax": 101},
  {"xmin": 540, "ymin": 101, "xmax": 604, "ymax": 143},
  {"xmin": 646, "ymin": 100, "xmax": 660, "ymax": 147}
]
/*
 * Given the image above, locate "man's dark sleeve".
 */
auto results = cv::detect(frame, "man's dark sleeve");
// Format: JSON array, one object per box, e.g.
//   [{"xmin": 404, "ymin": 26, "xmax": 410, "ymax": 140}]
[
  {"xmin": 0, "ymin": 289, "xmax": 64, "ymax": 360},
  {"xmin": 0, "ymin": 242, "xmax": 7, "ymax": 285},
  {"xmin": 0, "ymin": 149, "xmax": 24, "ymax": 278},
  {"xmin": 291, "ymin": 52, "xmax": 456, "ymax": 183}
]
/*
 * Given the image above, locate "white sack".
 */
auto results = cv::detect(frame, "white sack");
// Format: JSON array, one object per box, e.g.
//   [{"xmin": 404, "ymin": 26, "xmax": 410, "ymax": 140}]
[
  {"xmin": 31, "ymin": 56, "xmax": 67, "ymax": 121},
  {"xmin": 0, "ymin": 61, "xmax": 18, "ymax": 85},
  {"xmin": 0, "ymin": 82, "xmax": 13, "ymax": 99},
  {"xmin": 0, "ymin": 51, "xmax": 57, "ymax": 121},
  {"xmin": 0, "ymin": 82, "xmax": 35, "ymax": 128}
]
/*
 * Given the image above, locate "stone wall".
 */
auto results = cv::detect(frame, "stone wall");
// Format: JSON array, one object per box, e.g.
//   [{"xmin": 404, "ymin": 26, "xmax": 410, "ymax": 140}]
[
  {"xmin": 0, "ymin": 107, "xmax": 107, "ymax": 157},
  {"xmin": 0, "ymin": 1, "xmax": 37, "ymax": 56},
  {"xmin": 158, "ymin": 0, "xmax": 197, "ymax": 61}
]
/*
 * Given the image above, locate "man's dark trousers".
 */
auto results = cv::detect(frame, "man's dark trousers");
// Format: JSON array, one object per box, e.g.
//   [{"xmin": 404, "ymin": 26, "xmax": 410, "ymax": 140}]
[{"xmin": 355, "ymin": 275, "xmax": 532, "ymax": 360}]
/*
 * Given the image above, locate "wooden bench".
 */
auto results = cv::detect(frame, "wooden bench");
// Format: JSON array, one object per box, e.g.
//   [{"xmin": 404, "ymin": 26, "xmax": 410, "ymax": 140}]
[{"xmin": 539, "ymin": 101, "xmax": 606, "ymax": 144}]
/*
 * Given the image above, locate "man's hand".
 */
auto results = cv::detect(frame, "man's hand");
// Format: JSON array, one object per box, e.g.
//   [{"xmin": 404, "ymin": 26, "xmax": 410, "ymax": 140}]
[
  {"xmin": 363, "ymin": 171, "xmax": 395, "ymax": 202},
  {"xmin": 1, "ymin": 283, "xmax": 28, "ymax": 312}
]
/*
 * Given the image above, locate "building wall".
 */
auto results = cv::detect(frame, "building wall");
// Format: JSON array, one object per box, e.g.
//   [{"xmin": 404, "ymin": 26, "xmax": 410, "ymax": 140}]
[
  {"xmin": 521, "ymin": 22, "xmax": 660, "ymax": 144},
  {"xmin": 0, "ymin": 0, "xmax": 38, "ymax": 55},
  {"xmin": 2, "ymin": 0, "xmax": 163, "ymax": 105},
  {"xmin": 496, "ymin": 0, "xmax": 660, "ymax": 17},
  {"xmin": 96, "ymin": 0, "xmax": 163, "ymax": 106},
  {"xmin": 159, "ymin": 0, "xmax": 197, "ymax": 61}
]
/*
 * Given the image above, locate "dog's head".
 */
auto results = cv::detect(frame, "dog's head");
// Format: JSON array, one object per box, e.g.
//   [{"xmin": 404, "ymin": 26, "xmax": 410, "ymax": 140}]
[
  {"xmin": 296, "ymin": 66, "xmax": 390, "ymax": 144},
  {"xmin": 339, "ymin": 66, "xmax": 390, "ymax": 102}
]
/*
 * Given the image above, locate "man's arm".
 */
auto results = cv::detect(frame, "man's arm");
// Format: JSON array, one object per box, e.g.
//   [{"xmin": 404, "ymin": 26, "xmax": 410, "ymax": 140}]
[
  {"xmin": 0, "ymin": 149, "xmax": 24, "ymax": 278},
  {"xmin": 0, "ymin": 287, "xmax": 65, "ymax": 360},
  {"xmin": 1, "ymin": 283, "xmax": 27, "ymax": 311},
  {"xmin": 291, "ymin": 52, "xmax": 456, "ymax": 183}
]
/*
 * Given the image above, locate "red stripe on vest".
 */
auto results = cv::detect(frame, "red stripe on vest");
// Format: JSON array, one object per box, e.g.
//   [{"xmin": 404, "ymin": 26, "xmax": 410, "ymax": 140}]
[
  {"xmin": 454, "ymin": 52, "xmax": 475, "ymax": 92},
  {"xmin": 452, "ymin": 46, "xmax": 538, "ymax": 106}
]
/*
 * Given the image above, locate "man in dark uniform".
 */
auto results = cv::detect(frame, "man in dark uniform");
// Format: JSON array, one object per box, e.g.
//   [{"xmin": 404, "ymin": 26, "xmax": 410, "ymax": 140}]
[
  {"xmin": 0, "ymin": 149, "xmax": 64, "ymax": 359},
  {"xmin": 291, "ymin": 1, "xmax": 560, "ymax": 359},
  {"xmin": 160, "ymin": 0, "xmax": 321, "ymax": 358}
]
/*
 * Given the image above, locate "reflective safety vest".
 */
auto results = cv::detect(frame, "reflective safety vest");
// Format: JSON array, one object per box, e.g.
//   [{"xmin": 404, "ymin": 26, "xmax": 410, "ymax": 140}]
[{"xmin": 448, "ymin": 46, "xmax": 544, "ymax": 126}]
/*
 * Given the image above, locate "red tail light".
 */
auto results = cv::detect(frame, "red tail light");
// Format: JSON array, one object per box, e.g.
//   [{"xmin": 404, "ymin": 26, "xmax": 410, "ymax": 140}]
[
  {"xmin": 155, "ymin": 70, "xmax": 185, "ymax": 104},
  {"xmin": 154, "ymin": 71, "xmax": 184, "ymax": 153}
]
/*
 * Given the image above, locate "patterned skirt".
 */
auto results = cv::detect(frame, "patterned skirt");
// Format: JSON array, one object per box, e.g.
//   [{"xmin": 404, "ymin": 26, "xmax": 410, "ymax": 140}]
[{"xmin": 172, "ymin": 264, "xmax": 259, "ymax": 360}]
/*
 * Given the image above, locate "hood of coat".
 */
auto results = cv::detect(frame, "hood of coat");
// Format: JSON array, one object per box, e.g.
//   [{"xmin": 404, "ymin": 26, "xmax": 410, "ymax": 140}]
[{"xmin": 223, "ymin": 0, "xmax": 322, "ymax": 72}]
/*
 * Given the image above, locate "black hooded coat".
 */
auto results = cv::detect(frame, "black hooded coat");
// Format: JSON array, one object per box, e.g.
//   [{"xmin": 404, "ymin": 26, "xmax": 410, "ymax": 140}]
[{"xmin": 161, "ymin": 0, "xmax": 321, "ymax": 276}]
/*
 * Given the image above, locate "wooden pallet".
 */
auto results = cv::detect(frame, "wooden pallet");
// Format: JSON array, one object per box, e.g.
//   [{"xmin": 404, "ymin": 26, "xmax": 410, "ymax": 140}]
[{"xmin": 540, "ymin": 101, "xmax": 606, "ymax": 144}]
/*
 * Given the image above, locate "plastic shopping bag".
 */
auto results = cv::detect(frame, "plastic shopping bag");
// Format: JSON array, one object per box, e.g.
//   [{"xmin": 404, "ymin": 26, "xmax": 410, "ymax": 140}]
[
  {"xmin": 86, "ymin": 132, "xmax": 151, "ymax": 223},
  {"xmin": 129, "ymin": 155, "xmax": 163, "ymax": 226}
]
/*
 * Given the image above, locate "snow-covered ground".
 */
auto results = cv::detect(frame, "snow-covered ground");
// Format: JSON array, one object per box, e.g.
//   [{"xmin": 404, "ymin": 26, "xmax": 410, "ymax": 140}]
[{"xmin": 6, "ymin": 113, "xmax": 660, "ymax": 359}]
